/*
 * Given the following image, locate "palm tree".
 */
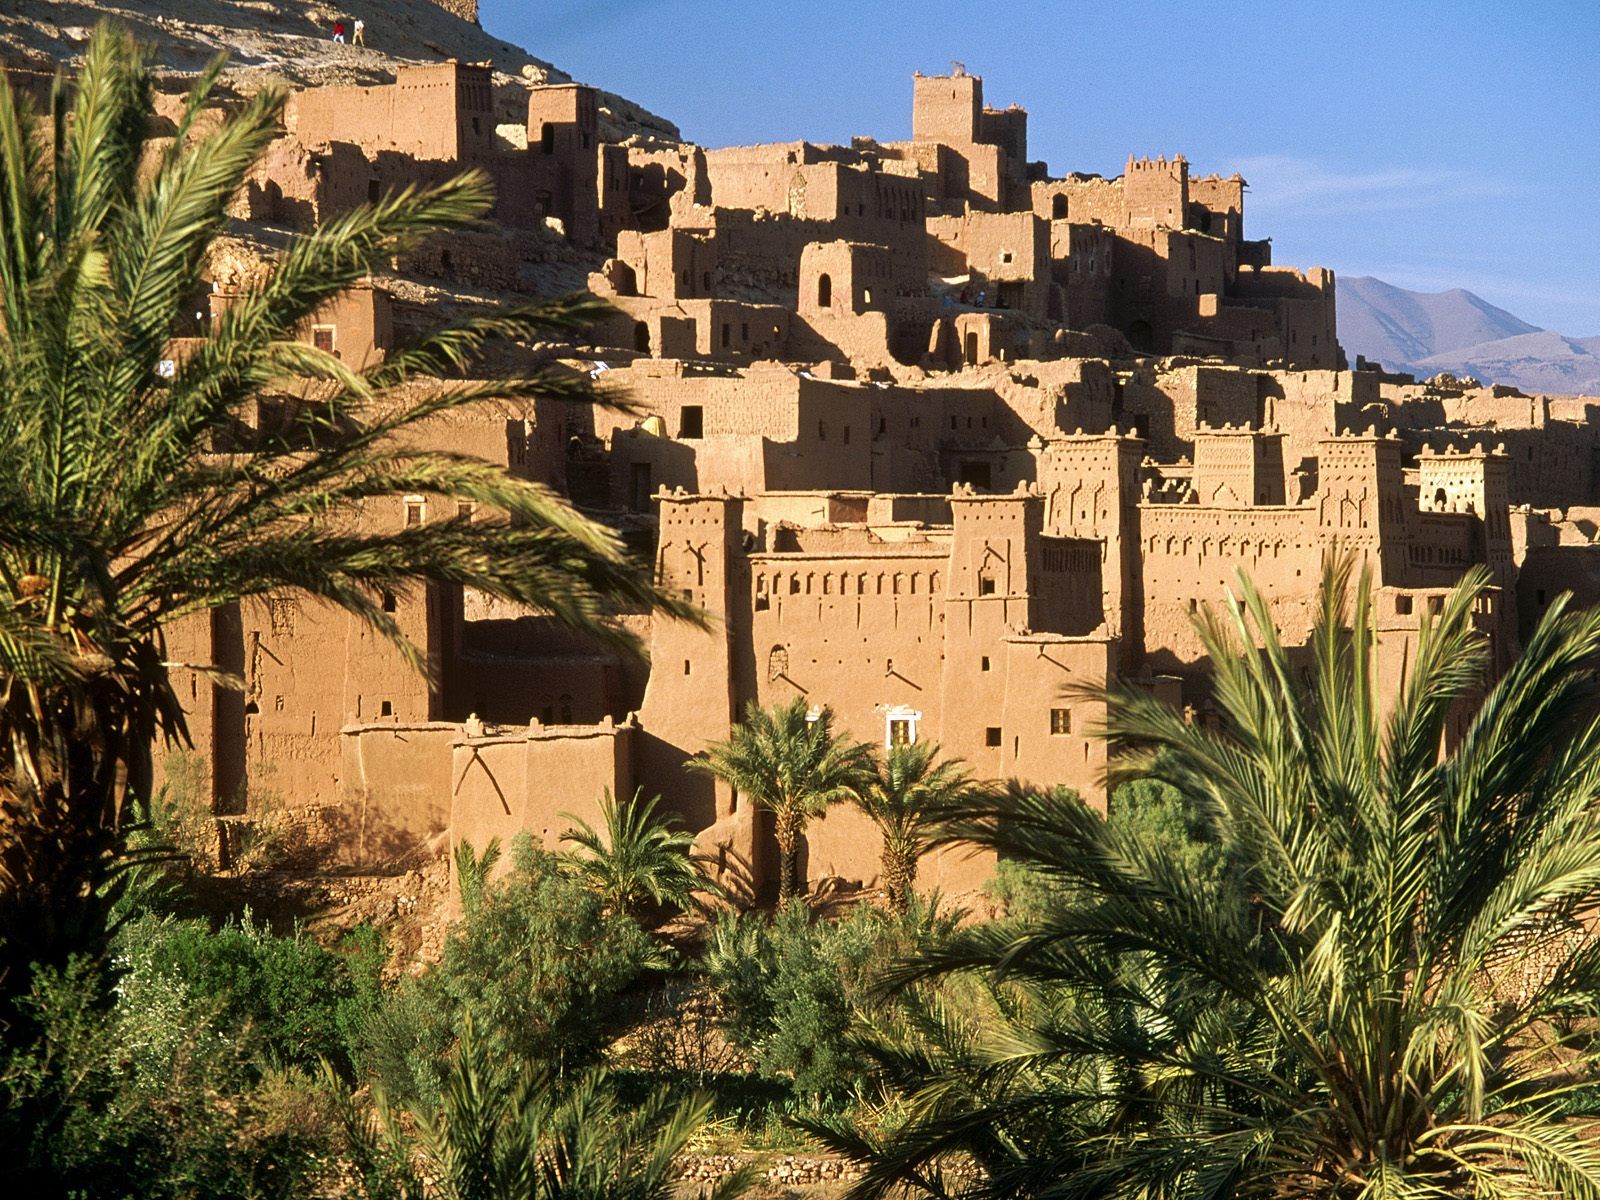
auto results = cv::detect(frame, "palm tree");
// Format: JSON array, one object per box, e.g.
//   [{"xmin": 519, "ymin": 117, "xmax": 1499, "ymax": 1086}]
[
  {"xmin": 853, "ymin": 741, "xmax": 980, "ymax": 912},
  {"xmin": 560, "ymin": 789, "xmax": 704, "ymax": 919},
  {"xmin": 817, "ymin": 559, "xmax": 1600, "ymax": 1199},
  {"xmin": 336, "ymin": 1017, "xmax": 756, "ymax": 1200},
  {"xmin": 0, "ymin": 27, "xmax": 695, "ymax": 1008},
  {"xmin": 691, "ymin": 697, "xmax": 874, "ymax": 903}
]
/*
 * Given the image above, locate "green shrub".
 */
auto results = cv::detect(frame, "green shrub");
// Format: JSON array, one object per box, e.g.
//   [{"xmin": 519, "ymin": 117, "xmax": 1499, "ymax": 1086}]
[
  {"xmin": 703, "ymin": 899, "xmax": 957, "ymax": 1100},
  {"xmin": 116, "ymin": 910, "xmax": 383, "ymax": 1078},
  {"xmin": 361, "ymin": 836, "xmax": 661, "ymax": 1106},
  {"xmin": 0, "ymin": 957, "xmax": 336, "ymax": 1199}
]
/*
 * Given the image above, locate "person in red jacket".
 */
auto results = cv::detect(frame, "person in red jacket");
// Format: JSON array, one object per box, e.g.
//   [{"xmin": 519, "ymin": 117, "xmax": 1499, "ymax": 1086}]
[{"xmin": 332, "ymin": 20, "xmax": 346, "ymax": 44}]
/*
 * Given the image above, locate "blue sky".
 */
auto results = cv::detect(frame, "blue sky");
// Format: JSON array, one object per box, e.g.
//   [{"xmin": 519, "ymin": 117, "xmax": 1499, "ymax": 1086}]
[{"xmin": 481, "ymin": 0, "xmax": 1600, "ymax": 334}]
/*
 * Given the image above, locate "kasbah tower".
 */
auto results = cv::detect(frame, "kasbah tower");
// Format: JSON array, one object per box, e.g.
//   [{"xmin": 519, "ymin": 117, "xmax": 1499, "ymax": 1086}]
[{"xmin": 154, "ymin": 6, "xmax": 1593, "ymax": 903}]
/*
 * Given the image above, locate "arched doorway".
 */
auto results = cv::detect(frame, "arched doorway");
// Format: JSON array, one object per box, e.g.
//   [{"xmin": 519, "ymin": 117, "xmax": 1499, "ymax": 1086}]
[
  {"xmin": 817, "ymin": 273, "xmax": 832, "ymax": 309},
  {"xmin": 1127, "ymin": 320, "xmax": 1154, "ymax": 353}
]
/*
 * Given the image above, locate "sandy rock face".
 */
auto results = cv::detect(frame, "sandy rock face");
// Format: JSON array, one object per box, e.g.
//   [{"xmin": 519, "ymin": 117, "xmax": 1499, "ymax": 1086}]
[{"xmin": 0, "ymin": 0, "xmax": 680, "ymax": 143}]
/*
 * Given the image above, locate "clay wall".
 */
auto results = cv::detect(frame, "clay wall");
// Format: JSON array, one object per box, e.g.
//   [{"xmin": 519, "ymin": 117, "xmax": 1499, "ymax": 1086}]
[
  {"xmin": 294, "ymin": 284, "xmax": 393, "ymax": 368},
  {"xmin": 1122, "ymin": 155, "xmax": 1188, "ymax": 228},
  {"xmin": 926, "ymin": 211, "xmax": 1049, "ymax": 317},
  {"xmin": 624, "ymin": 145, "xmax": 712, "ymax": 231},
  {"xmin": 702, "ymin": 147, "xmax": 838, "ymax": 217},
  {"xmin": 635, "ymin": 495, "xmax": 744, "ymax": 841},
  {"xmin": 1192, "ymin": 428, "xmax": 1286, "ymax": 506},
  {"xmin": 912, "ymin": 72, "xmax": 982, "ymax": 146},
  {"xmin": 1034, "ymin": 175, "xmax": 1125, "ymax": 226},
  {"xmin": 525, "ymin": 84, "xmax": 601, "ymax": 242},
  {"xmin": 1050, "ymin": 221, "xmax": 1114, "ymax": 327},
  {"xmin": 1257, "ymin": 369, "xmax": 1374, "ymax": 472},
  {"xmin": 287, "ymin": 63, "xmax": 494, "ymax": 163},
  {"xmin": 339, "ymin": 723, "xmax": 459, "ymax": 858},
  {"xmin": 1230, "ymin": 265, "xmax": 1340, "ymax": 369},
  {"xmin": 979, "ymin": 106, "xmax": 1028, "ymax": 169},
  {"xmin": 1188, "ymin": 175, "xmax": 1245, "ymax": 241},
  {"xmin": 449, "ymin": 721, "xmax": 635, "ymax": 863},
  {"xmin": 1139, "ymin": 503, "xmax": 1322, "ymax": 676}
]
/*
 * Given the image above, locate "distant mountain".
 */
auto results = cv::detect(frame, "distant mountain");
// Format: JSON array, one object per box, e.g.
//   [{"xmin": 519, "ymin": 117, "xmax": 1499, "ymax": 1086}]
[
  {"xmin": 1338, "ymin": 276, "xmax": 1600, "ymax": 396},
  {"xmin": 1338, "ymin": 276, "xmax": 1538, "ymax": 368}
]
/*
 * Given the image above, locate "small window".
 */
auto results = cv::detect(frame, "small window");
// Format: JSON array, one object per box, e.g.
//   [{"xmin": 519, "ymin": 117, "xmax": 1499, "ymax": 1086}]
[
  {"xmin": 312, "ymin": 326, "xmax": 335, "ymax": 353},
  {"xmin": 680, "ymin": 405, "xmax": 704, "ymax": 438},
  {"xmin": 540, "ymin": 123, "xmax": 555, "ymax": 154},
  {"xmin": 886, "ymin": 706, "xmax": 921, "ymax": 748},
  {"xmin": 979, "ymin": 576, "xmax": 996, "ymax": 596},
  {"xmin": 457, "ymin": 501, "xmax": 476, "ymax": 521},
  {"xmin": 367, "ymin": 179, "xmax": 380, "ymax": 203},
  {"xmin": 1395, "ymin": 595, "xmax": 1413, "ymax": 615},
  {"xmin": 818, "ymin": 420, "xmax": 827, "ymax": 441},
  {"xmin": 721, "ymin": 322, "xmax": 731, "ymax": 348},
  {"xmin": 380, "ymin": 700, "xmax": 393, "ymax": 717},
  {"xmin": 981, "ymin": 656, "xmax": 991, "ymax": 672},
  {"xmin": 985, "ymin": 727, "xmax": 1002, "ymax": 748},
  {"xmin": 1188, "ymin": 598, "xmax": 1198, "ymax": 613},
  {"xmin": 1050, "ymin": 708, "xmax": 1072, "ymax": 735},
  {"xmin": 1000, "ymin": 250, "xmax": 1013, "ymax": 264},
  {"xmin": 381, "ymin": 590, "xmax": 397, "ymax": 613},
  {"xmin": 684, "ymin": 659, "xmax": 692, "ymax": 675},
  {"xmin": 405, "ymin": 498, "xmax": 425, "ymax": 527},
  {"xmin": 1428, "ymin": 596, "xmax": 1444, "ymax": 615},
  {"xmin": 817, "ymin": 273, "xmax": 832, "ymax": 308},
  {"xmin": 1537, "ymin": 589, "xmax": 1547, "ymax": 606},
  {"xmin": 843, "ymin": 425, "xmax": 851, "ymax": 446}
]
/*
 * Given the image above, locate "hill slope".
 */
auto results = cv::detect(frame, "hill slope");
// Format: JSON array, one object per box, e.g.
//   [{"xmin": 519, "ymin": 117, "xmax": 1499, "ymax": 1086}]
[
  {"xmin": 0, "ymin": 0, "xmax": 678, "ymax": 142},
  {"xmin": 1338, "ymin": 276, "xmax": 1599, "ymax": 396},
  {"xmin": 1338, "ymin": 275, "xmax": 1538, "ymax": 367}
]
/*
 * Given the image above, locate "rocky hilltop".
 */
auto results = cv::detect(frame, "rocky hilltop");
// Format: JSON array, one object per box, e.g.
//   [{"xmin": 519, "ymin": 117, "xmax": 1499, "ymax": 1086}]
[{"xmin": 0, "ymin": 0, "xmax": 679, "ymax": 143}]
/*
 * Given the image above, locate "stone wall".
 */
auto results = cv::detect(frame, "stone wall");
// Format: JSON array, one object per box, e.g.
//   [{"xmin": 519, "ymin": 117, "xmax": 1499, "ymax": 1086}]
[{"xmin": 428, "ymin": 0, "xmax": 480, "ymax": 22}]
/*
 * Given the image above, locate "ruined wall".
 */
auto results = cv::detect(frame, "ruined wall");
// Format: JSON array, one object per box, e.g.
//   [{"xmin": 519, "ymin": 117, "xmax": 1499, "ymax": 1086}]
[
  {"xmin": 428, "ymin": 0, "xmax": 480, "ymax": 22},
  {"xmin": 287, "ymin": 63, "xmax": 495, "ymax": 163},
  {"xmin": 1188, "ymin": 174, "xmax": 1245, "ymax": 241}
]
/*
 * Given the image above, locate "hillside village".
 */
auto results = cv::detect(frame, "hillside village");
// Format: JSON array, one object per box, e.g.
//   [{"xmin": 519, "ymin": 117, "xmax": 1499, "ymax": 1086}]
[
  {"xmin": 8, "ymin": 4, "xmax": 1600, "ymax": 1196},
  {"xmin": 7, "ymin": 0, "xmax": 1600, "ymax": 904}
]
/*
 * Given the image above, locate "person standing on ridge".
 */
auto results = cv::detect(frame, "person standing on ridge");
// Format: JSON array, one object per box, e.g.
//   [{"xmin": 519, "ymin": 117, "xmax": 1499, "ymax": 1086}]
[
  {"xmin": 352, "ymin": 19, "xmax": 366, "ymax": 46},
  {"xmin": 333, "ymin": 20, "xmax": 346, "ymax": 44}
]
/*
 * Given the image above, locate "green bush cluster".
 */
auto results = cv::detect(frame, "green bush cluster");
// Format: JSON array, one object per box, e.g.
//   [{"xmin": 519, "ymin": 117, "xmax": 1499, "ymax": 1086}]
[
  {"xmin": 703, "ymin": 899, "xmax": 958, "ymax": 1099},
  {"xmin": 359, "ymin": 837, "xmax": 662, "ymax": 1108},
  {"xmin": 0, "ymin": 926, "xmax": 358, "ymax": 1197}
]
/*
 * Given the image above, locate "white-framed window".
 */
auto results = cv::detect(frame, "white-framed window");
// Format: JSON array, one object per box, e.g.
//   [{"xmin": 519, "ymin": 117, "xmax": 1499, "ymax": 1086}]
[
  {"xmin": 404, "ymin": 495, "xmax": 426, "ymax": 527},
  {"xmin": 885, "ymin": 705, "xmax": 921, "ymax": 749}
]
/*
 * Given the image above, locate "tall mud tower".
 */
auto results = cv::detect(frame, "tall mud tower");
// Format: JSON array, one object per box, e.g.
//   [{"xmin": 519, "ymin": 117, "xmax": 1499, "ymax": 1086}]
[{"xmin": 429, "ymin": 0, "xmax": 480, "ymax": 23}]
